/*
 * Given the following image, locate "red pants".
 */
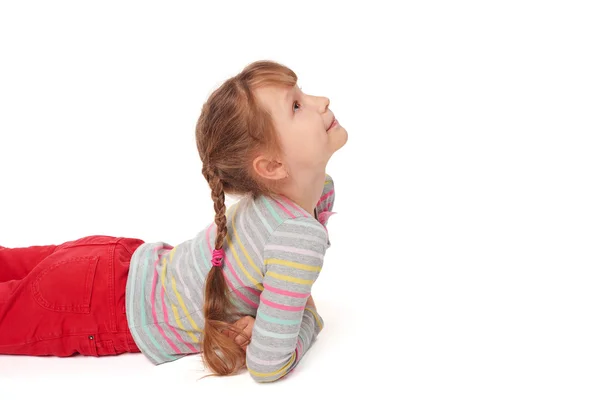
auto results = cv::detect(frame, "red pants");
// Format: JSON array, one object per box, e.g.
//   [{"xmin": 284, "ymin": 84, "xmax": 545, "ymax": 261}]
[{"xmin": 0, "ymin": 235, "xmax": 144, "ymax": 357}]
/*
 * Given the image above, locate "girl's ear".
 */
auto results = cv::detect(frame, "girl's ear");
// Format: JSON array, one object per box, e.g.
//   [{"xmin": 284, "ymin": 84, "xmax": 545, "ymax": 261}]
[{"xmin": 252, "ymin": 155, "xmax": 287, "ymax": 182}]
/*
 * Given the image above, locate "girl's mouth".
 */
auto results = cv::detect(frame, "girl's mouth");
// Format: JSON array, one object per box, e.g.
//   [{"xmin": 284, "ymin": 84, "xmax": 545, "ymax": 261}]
[{"xmin": 327, "ymin": 118, "xmax": 338, "ymax": 131}]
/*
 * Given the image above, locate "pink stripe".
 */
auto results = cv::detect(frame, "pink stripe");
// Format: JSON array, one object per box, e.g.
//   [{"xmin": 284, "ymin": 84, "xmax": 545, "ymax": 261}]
[
  {"xmin": 260, "ymin": 296, "xmax": 304, "ymax": 312},
  {"xmin": 317, "ymin": 189, "xmax": 334, "ymax": 208},
  {"xmin": 205, "ymin": 224, "xmax": 260, "ymax": 308},
  {"xmin": 273, "ymin": 198, "xmax": 295, "ymax": 218},
  {"xmin": 223, "ymin": 255, "xmax": 259, "ymax": 308},
  {"xmin": 263, "ymin": 283, "xmax": 309, "ymax": 298},
  {"xmin": 206, "ymin": 222, "xmax": 214, "ymax": 244},
  {"xmin": 240, "ymin": 201, "xmax": 264, "ymax": 260},
  {"xmin": 317, "ymin": 211, "xmax": 336, "ymax": 226},
  {"xmin": 287, "ymin": 349, "xmax": 299, "ymax": 377},
  {"xmin": 224, "ymin": 214, "xmax": 261, "ymax": 297},
  {"xmin": 297, "ymin": 339, "xmax": 303, "ymax": 357},
  {"xmin": 150, "ymin": 249, "xmax": 182, "ymax": 354},
  {"xmin": 278, "ymin": 196, "xmax": 311, "ymax": 218},
  {"xmin": 160, "ymin": 272, "xmax": 197, "ymax": 353},
  {"xmin": 157, "ymin": 251, "xmax": 197, "ymax": 353}
]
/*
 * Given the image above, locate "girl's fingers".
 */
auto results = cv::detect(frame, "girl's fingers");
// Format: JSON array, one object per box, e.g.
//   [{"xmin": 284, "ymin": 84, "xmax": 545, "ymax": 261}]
[
  {"xmin": 244, "ymin": 326, "xmax": 253, "ymax": 338},
  {"xmin": 225, "ymin": 316, "xmax": 255, "ymax": 349},
  {"xmin": 233, "ymin": 317, "xmax": 249, "ymax": 329},
  {"xmin": 235, "ymin": 335, "xmax": 246, "ymax": 346}
]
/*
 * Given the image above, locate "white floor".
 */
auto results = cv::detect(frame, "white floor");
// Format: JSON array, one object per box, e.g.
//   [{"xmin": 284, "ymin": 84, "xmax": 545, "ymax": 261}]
[
  {"xmin": 1, "ymin": 1, "xmax": 599, "ymax": 398},
  {"xmin": 0, "ymin": 300, "xmax": 376, "ymax": 398}
]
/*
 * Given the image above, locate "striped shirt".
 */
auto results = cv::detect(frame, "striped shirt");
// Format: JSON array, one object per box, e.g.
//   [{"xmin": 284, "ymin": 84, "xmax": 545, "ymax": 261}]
[{"xmin": 125, "ymin": 174, "xmax": 336, "ymax": 382}]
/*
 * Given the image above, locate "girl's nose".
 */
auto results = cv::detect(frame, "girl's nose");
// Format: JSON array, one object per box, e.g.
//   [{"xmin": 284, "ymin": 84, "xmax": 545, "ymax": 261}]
[{"xmin": 319, "ymin": 96, "xmax": 330, "ymax": 113}]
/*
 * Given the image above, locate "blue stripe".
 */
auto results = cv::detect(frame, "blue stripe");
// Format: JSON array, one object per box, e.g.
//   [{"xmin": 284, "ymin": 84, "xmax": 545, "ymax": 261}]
[
  {"xmin": 138, "ymin": 250, "xmax": 176, "ymax": 361},
  {"xmin": 248, "ymin": 201, "xmax": 273, "ymax": 233},
  {"xmin": 126, "ymin": 245, "xmax": 163, "ymax": 364},
  {"xmin": 252, "ymin": 199, "xmax": 273, "ymax": 233},
  {"xmin": 257, "ymin": 310, "xmax": 301, "ymax": 326},
  {"xmin": 261, "ymin": 196, "xmax": 282, "ymax": 225}
]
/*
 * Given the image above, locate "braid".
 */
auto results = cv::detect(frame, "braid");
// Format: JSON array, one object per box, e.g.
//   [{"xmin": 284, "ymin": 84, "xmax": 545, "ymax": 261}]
[
  {"xmin": 206, "ymin": 167, "xmax": 227, "ymax": 250},
  {"xmin": 200, "ymin": 165, "xmax": 246, "ymax": 377},
  {"xmin": 194, "ymin": 60, "xmax": 297, "ymax": 378}
]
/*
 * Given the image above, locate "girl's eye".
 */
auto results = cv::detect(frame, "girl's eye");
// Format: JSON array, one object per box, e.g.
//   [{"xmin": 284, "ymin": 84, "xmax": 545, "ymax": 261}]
[{"xmin": 293, "ymin": 101, "xmax": 301, "ymax": 112}]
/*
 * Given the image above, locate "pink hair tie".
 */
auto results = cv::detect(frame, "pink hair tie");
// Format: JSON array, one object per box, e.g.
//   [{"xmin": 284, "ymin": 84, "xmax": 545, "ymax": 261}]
[{"xmin": 211, "ymin": 248, "xmax": 225, "ymax": 268}]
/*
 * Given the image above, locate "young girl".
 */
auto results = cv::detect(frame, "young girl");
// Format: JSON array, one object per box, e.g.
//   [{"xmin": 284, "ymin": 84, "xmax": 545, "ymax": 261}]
[{"xmin": 0, "ymin": 60, "xmax": 348, "ymax": 383}]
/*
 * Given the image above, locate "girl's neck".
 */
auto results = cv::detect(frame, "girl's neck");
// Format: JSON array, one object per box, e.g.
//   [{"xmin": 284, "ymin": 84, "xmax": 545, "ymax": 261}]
[{"xmin": 277, "ymin": 170, "xmax": 326, "ymax": 216}]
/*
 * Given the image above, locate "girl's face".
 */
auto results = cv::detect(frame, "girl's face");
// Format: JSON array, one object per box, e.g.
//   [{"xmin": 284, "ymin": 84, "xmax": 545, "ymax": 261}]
[{"xmin": 254, "ymin": 85, "xmax": 348, "ymax": 176}]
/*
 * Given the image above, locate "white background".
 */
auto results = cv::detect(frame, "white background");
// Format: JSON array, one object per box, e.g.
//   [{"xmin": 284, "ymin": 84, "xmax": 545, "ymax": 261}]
[{"xmin": 1, "ymin": 0, "xmax": 599, "ymax": 398}]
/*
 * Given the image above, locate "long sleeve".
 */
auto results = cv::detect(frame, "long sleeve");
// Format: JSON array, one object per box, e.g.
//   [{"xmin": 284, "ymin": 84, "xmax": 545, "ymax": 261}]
[
  {"xmin": 246, "ymin": 217, "xmax": 328, "ymax": 383},
  {"xmin": 314, "ymin": 174, "xmax": 335, "ymax": 248},
  {"xmin": 315, "ymin": 174, "xmax": 335, "ymax": 218}
]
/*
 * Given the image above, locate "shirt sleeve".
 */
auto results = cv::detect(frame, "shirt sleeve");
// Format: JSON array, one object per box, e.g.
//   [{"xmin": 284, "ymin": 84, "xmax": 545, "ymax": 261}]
[
  {"xmin": 314, "ymin": 174, "xmax": 335, "ymax": 247},
  {"xmin": 246, "ymin": 216, "xmax": 328, "ymax": 383},
  {"xmin": 315, "ymin": 173, "xmax": 335, "ymax": 219}
]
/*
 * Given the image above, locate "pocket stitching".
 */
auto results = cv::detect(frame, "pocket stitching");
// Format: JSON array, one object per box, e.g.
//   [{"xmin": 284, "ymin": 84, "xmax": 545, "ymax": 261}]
[
  {"xmin": 31, "ymin": 256, "xmax": 99, "ymax": 313},
  {"xmin": 96, "ymin": 339, "xmax": 117, "ymax": 356}
]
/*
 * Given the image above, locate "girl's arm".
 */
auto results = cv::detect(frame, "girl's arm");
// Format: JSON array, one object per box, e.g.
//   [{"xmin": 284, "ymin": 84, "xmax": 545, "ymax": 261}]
[
  {"xmin": 314, "ymin": 175, "xmax": 336, "ymax": 248},
  {"xmin": 315, "ymin": 174, "xmax": 335, "ymax": 221},
  {"xmin": 246, "ymin": 217, "xmax": 327, "ymax": 383}
]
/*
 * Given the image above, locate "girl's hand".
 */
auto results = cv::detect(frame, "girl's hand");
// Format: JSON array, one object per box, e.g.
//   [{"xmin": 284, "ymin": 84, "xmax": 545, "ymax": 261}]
[{"xmin": 224, "ymin": 315, "xmax": 255, "ymax": 351}]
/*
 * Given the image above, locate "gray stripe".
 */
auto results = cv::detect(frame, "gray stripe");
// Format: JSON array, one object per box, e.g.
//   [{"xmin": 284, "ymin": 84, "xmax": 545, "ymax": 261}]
[{"xmin": 126, "ymin": 176, "xmax": 335, "ymax": 378}]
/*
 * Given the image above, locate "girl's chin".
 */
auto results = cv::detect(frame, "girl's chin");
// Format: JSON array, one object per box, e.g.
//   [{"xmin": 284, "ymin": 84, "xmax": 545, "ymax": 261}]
[{"xmin": 330, "ymin": 128, "xmax": 348, "ymax": 152}]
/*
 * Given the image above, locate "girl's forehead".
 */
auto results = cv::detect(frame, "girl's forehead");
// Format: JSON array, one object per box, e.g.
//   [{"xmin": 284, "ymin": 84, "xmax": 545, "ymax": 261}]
[
  {"xmin": 255, "ymin": 85, "xmax": 289, "ymax": 99},
  {"xmin": 255, "ymin": 85, "xmax": 295, "ymax": 112}
]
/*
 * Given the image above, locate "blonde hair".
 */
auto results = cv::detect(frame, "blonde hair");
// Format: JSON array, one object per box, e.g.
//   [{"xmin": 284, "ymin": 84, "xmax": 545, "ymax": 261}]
[{"xmin": 195, "ymin": 60, "xmax": 297, "ymax": 376}]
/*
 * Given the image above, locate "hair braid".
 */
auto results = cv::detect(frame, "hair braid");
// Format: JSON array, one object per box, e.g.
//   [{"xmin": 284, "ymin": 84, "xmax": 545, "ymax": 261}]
[
  {"xmin": 205, "ymin": 168, "xmax": 227, "ymax": 250},
  {"xmin": 195, "ymin": 60, "xmax": 298, "ymax": 377}
]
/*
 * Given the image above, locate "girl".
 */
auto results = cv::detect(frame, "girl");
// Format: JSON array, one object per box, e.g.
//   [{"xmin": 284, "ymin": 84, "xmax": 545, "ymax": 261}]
[{"xmin": 0, "ymin": 60, "xmax": 348, "ymax": 383}]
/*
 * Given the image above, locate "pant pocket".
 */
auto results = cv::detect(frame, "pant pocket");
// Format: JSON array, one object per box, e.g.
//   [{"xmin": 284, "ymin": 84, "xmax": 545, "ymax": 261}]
[{"xmin": 31, "ymin": 256, "xmax": 99, "ymax": 313}]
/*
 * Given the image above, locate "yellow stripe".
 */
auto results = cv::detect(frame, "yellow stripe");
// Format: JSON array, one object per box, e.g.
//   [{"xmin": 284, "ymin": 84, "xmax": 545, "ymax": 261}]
[
  {"xmin": 305, "ymin": 307, "xmax": 323, "ymax": 331},
  {"xmin": 224, "ymin": 203, "xmax": 263, "ymax": 291},
  {"xmin": 324, "ymin": 180, "xmax": 332, "ymax": 185},
  {"xmin": 160, "ymin": 257, "xmax": 170, "ymax": 298},
  {"xmin": 266, "ymin": 271, "xmax": 314, "ymax": 285},
  {"xmin": 226, "ymin": 234, "xmax": 264, "ymax": 290},
  {"xmin": 265, "ymin": 258, "xmax": 322, "ymax": 272},
  {"xmin": 160, "ymin": 249, "xmax": 202, "ymax": 337},
  {"xmin": 171, "ymin": 304, "xmax": 202, "ymax": 341},
  {"xmin": 170, "ymin": 275, "xmax": 201, "ymax": 331},
  {"xmin": 231, "ymin": 202, "xmax": 263, "ymax": 277},
  {"xmin": 248, "ymin": 351, "xmax": 296, "ymax": 378},
  {"xmin": 167, "ymin": 247, "xmax": 201, "ymax": 331},
  {"xmin": 159, "ymin": 255, "xmax": 200, "ymax": 341}
]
